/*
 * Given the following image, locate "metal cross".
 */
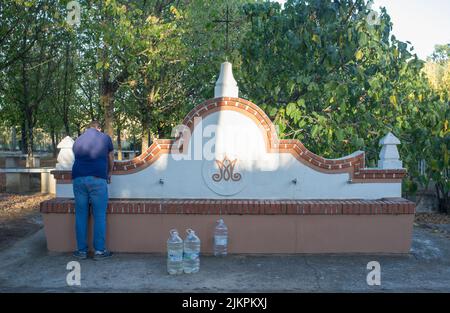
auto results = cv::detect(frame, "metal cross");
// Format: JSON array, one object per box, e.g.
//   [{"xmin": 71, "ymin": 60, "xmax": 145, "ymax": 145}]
[{"xmin": 213, "ymin": 4, "xmax": 234, "ymax": 55}]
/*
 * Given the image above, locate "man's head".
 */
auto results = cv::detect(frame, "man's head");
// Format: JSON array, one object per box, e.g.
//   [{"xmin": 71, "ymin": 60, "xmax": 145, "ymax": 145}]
[{"xmin": 89, "ymin": 120, "xmax": 102, "ymax": 131}]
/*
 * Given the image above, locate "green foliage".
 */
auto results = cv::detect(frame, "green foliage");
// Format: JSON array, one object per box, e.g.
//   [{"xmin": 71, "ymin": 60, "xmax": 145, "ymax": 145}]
[
  {"xmin": 0, "ymin": 0, "xmax": 70, "ymax": 154},
  {"xmin": 0, "ymin": 0, "xmax": 448, "ymax": 211},
  {"xmin": 239, "ymin": 0, "xmax": 449, "ymax": 211},
  {"xmin": 429, "ymin": 44, "xmax": 450, "ymax": 63},
  {"xmin": 182, "ymin": 0, "xmax": 253, "ymax": 103},
  {"xmin": 241, "ymin": 0, "xmax": 414, "ymax": 156}
]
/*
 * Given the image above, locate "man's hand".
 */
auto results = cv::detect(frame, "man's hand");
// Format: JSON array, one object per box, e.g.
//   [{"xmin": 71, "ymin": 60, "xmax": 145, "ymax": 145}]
[{"xmin": 107, "ymin": 173, "xmax": 112, "ymax": 184}]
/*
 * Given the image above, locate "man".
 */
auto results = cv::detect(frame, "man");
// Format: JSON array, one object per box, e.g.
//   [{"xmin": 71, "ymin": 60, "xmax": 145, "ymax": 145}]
[{"xmin": 71, "ymin": 120, "xmax": 114, "ymax": 260}]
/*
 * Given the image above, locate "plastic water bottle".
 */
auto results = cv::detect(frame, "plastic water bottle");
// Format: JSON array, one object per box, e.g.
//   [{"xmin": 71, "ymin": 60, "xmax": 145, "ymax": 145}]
[
  {"xmin": 167, "ymin": 229, "xmax": 183, "ymax": 275},
  {"xmin": 214, "ymin": 219, "xmax": 228, "ymax": 256},
  {"xmin": 183, "ymin": 229, "xmax": 201, "ymax": 273}
]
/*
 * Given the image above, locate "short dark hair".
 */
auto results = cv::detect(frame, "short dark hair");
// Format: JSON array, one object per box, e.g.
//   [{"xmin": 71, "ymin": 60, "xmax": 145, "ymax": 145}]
[{"xmin": 89, "ymin": 120, "xmax": 101, "ymax": 129}]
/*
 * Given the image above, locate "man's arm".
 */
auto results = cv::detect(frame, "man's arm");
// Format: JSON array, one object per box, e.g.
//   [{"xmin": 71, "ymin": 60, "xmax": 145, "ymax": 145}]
[{"xmin": 108, "ymin": 151, "xmax": 114, "ymax": 183}]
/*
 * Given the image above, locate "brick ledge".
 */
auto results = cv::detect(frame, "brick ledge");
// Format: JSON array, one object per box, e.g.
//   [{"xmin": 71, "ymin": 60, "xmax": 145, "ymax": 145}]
[{"xmin": 40, "ymin": 198, "xmax": 415, "ymax": 215}]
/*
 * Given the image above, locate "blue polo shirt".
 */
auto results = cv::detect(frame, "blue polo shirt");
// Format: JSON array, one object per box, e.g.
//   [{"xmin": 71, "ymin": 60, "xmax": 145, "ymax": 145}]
[{"xmin": 72, "ymin": 128, "xmax": 114, "ymax": 180}]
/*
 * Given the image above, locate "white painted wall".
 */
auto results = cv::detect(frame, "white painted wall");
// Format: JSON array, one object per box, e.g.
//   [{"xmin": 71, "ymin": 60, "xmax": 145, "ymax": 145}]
[{"xmin": 57, "ymin": 110, "xmax": 402, "ymax": 199}]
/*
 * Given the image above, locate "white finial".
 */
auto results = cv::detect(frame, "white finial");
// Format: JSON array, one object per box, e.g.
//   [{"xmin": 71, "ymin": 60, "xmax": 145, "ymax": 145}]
[
  {"xmin": 214, "ymin": 62, "xmax": 239, "ymax": 98},
  {"xmin": 378, "ymin": 132, "xmax": 403, "ymax": 169},
  {"xmin": 56, "ymin": 136, "xmax": 75, "ymax": 170}
]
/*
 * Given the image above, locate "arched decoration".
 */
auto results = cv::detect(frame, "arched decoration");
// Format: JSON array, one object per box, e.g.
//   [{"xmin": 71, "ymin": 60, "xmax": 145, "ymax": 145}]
[{"xmin": 52, "ymin": 97, "xmax": 406, "ymax": 183}]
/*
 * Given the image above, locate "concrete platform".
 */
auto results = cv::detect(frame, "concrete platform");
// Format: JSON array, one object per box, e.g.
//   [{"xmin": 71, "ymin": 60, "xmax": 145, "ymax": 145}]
[
  {"xmin": 0, "ymin": 227, "xmax": 449, "ymax": 292},
  {"xmin": 0, "ymin": 167, "xmax": 56, "ymax": 194}
]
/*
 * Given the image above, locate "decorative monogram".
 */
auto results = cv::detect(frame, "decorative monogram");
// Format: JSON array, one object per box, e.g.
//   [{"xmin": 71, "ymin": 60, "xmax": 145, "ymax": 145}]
[{"xmin": 212, "ymin": 157, "xmax": 242, "ymax": 182}]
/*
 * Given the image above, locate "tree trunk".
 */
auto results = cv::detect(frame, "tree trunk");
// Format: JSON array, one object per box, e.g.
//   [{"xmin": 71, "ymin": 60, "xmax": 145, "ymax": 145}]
[
  {"xmin": 436, "ymin": 183, "xmax": 449, "ymax": 214},
  {"xmin": 99, "ymin": 65, "xmax": 127, "ymax": 138},
  {"xmin": 50, "ymin": 128, "xmax": 57, "ymax": 158},
  {"xmin": 64, "ymin": 118, "xmax": 71, "ymax": 136},
  {"xmin": 116, "ymin": 126, "xmax": 122, "ymax": 161},
  {"xmin": 133, "ymin": 134, "xmax": 137, "ymax": 155},
  {"xmin": 20, "ymin": 121, "xmax": 27, "ymax": 154},
  {"xmin": 62, "ymin": 42, "xmax": 71, "ymax": 136},
  {"xmin": 141, "ymin": 117, "xmax": 152, "ymax": 152},
  {"xmin": 157, "ymin": 126, "xmax": 164, "ymax": 139},
  {"xmin": 25, "ymin": 117, "xmax": 34, "ymax": 167},
  {"xmin": 20, "ymin": 45, "xmax": 34, "ymax": 166},
  {"xmin": 140, "ymin": 92, "xmax": 154, "ymax": 152},
  {"xmin": 10, "ymin": 126, "xmax": 16, "ymax": 151},
  {"xmin": 75, "ymin": 123, "xmax": 81, "ymax": 137},
  {"xmin": 141, "ymin": 130, "xmax": 149, "ymax": 152},
  {"xmin": 101, "ymin": 89, "xmax": 114, "ymax": 137}
]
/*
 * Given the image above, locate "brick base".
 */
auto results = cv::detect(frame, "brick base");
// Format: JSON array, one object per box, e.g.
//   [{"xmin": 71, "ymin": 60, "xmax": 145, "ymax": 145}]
[
  {"xmin": 40, "ymin": 198, "xmax": 415, "ymax": 215},
  {"xmin": 40, "ymin": 198, "xmax": 415, "ymax": 254}
]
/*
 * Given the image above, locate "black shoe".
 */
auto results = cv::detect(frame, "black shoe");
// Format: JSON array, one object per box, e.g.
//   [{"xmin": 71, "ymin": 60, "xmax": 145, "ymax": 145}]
[
  {"xmin": 72, "ymin": 250, "xmax": 88, "ymax": 260},
  {"xmin": 93, "ymin": 250, "xmax": 113, "ymax": 260}
]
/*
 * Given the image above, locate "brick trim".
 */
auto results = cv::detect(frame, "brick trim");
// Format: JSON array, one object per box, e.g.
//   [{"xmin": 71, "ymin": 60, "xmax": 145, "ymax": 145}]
[
  {"xmin": 40, "ymin": 198, "xmax": 415, "ymax": 215},
  {"xmin": 51, "ymin": 97, "xmax": 406, "ymax": 183}
]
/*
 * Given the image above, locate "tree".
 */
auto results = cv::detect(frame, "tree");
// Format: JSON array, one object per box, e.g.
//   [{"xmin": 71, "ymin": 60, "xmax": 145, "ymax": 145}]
[
  {"xmin": 239, "ymin": 0, "xmax": 448, "ymax": 211},
  {"xmin": 239, "ymin": 0, "xmax": 415, "ymax": 157},
  {"xmin": 1, "ymin": 0, "xmax": 64, "ymax": 163},
  {"xmin": 124, "ymin": 0, "xmax": 186, "ymax": 152},
  {"xmin": 0, "ymin": 1, "xmax": 44, "ymax": 71},
  {"xmin": 415, "ymin": 44, "xmax": 450, "ymax": 213},
  {"xmin": 429, "ymin": 44, "xmax": 450, "ymax": 64},
  {"xmin": 424, "ymin": 44, "xmax": 450, "ymax": 95},
  {"xmin": 76, "ymin": 0, "xmax": 138, "ymax": 137}
]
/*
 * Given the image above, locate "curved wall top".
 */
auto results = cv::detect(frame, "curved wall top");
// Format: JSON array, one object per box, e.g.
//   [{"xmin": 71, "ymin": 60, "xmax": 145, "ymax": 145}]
[{"xmin": 53, "ymin": 97, "xmax": 406, "ymax": 200}]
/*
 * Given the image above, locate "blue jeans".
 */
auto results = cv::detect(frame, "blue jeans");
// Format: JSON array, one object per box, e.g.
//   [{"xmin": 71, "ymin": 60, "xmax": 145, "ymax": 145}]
[{"xmin": 73, "ymin": 176, "xmax": 108, "ymax": 252}]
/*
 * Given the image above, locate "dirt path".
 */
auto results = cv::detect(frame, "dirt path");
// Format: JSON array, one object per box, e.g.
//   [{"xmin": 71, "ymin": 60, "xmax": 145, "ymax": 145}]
[
  {"xmin": 0, "ymin": 193, "xmax": 54, "ymax": 250},
  {"xmin": 414, "ymin": 212, "xmax": 450, "ymax": 239}
]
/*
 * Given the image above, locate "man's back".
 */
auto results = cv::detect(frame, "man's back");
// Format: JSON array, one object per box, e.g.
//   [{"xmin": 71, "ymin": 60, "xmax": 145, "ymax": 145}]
[{"xmin": 72, "ymin": 128, "xmax": 113, "ymax": 180}]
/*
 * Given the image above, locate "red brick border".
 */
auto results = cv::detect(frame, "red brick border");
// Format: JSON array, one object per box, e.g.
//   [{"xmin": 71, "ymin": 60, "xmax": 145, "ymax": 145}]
[
  {"xmin": 40, "ymin": 198, "xmax": 415, "ymax": 215},
  {"xmin": 51, "ymin": 97, "xmax": 406, "ymax": 183}
]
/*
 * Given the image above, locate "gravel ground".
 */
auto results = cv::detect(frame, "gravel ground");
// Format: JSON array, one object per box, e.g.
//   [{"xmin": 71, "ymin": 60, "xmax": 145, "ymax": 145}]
[
  {"xmin": 415, "ymin": 212, "xmax": 450, "ymax": 224},
  {"xmin": 414, "ymin": 212, "xmax": 450, "ymax": 239},
  {"xmin": 0, "ymin": 193, "xmax": 54, "ymax": 250}
]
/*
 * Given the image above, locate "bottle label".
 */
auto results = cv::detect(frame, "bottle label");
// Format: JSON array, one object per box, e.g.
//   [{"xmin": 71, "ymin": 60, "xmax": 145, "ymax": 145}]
[
  {"xmin": 184, "ymin": 252, "xmax": 199, "ymax": 260},
  {"xmin": 168, "ymin": 253, "xmax": 182, "ymax": 262},
  {"xmin": 215, "ymin": 235, "xmax": 227, "ymax": 246}
]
